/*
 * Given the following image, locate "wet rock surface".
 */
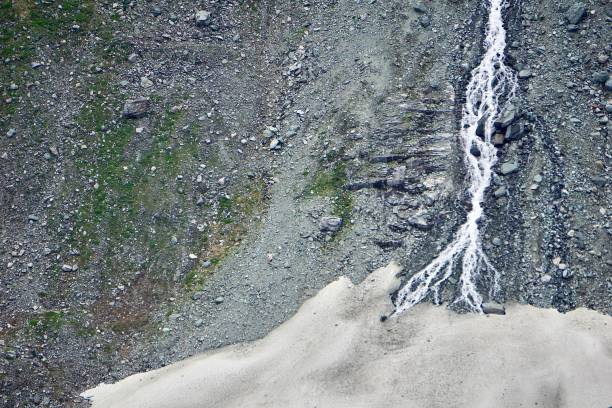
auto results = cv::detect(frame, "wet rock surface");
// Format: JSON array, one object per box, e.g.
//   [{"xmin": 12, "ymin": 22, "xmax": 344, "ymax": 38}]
[{"xmin": 0, "ymin": 0, "xmax": 610, "ymax": 406}]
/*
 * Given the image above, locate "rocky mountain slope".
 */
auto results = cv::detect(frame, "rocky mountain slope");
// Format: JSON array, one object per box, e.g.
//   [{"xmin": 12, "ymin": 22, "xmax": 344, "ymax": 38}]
[{"xmin": 0, "ymin": 0, "xmax": 610, "ymax": 406}]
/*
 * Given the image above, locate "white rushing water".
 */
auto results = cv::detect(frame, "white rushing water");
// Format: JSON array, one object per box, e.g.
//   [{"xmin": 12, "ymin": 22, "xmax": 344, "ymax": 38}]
[{"xmin": 394, "ymin": 0, "xmax": 518, "ymax": 314}]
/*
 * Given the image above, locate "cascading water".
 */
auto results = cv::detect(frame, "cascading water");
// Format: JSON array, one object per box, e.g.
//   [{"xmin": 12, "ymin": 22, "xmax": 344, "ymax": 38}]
[{"xmin": 394, "ymin": 0, "xmax": 518, "ymax": 314}]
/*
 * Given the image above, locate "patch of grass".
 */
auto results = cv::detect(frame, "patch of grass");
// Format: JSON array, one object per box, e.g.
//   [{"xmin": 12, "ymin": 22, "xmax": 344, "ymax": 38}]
[
  {"xmin": 305, "ymin": 162, "xmax": 353, "ymax": 223},
  {"xmin": 184, "ymin": 270, "xmax": 198, "ymax": 286},
  {"xmin": 290, "ymin": 26, "xmax": 307, "ymax": 43},
  {"xmin": 73, "ymin": 120, "xmax": 137, "ymax": 263},
  {"xmin": 27, "ymin": 311, "xmax": 65, "ymax": 335},
  {"xmin": 28, "ymin": 1, "xmax": 95, "ymax": 38},
  {"xmin": 196, "ymin": 180, "xmax": 267, "ymax": 279},
  {"xmin": 72, "ymin": 105, "xmax": 197, "ymax": 272}
]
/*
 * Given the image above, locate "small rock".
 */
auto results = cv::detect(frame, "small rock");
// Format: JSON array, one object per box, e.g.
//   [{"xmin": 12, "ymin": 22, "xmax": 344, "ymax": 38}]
[
  {"xmin": 413, "ymin": 3, "xmax": 427, "ymax": 13},
  {"xmin": 482, "ymin": 302, "xmax": 505, "ymax": 315},
  {"xmin": 505, "ymin": 123, "xmax": 525, "ymax": 141},
  {"xmin": 407, "ymin": 216, "xmax": 432, "ymax": 231},
  {"xmin": 194, "ymin": 319, "xmax": 204, "ymax": 327},
  {"xmin": 565, "ymin": 2, "xmax": 586, "ymax": 25},
  {"xmin": 499, "ymin": 161, "xmax": 519, "ymax": 175},
  {"xmin": 127, "ymin": 53, "xmax": 138, "ymax": 63},
  {"xmin": 492, "ymin": 133, "xmax": 505, "ymax": 146},
  {"xmin": 592, "ymin": 71, "xmax": 609, "ymax": 84},
  {"xmin": 320, "ymin": 216, "xmax": 343, "ymax": 233},
  {"xmin": 476, "ymin": 115, "xmax": 488, "ymax": 138},
  {"xmin": 192, "ymin": 292, "xmax": 203, "ymax": 301},
  {"xmin": 493, "ymin": 186, "xmax": 507, "ymax": 198},
  {"xmin": 269, "ymin": 138, "xmax": 281, "ymax": 150},
  {"xmin": 140, "ymin": 77, "xmax": 154, "ymax": 88},
  {"xmin": 61, "ymin": 264, "xmax": 73, "ymax": 272},
  {"xmin": 122, "ymin": 98, "xmax": 150, "ymax": 119},
  {"xmin": 493, "ymin": 105, "xmax": 517, "ymax": 129},
  {"xmin": 6, "ymin": 128, "xmax": 16, "ymax": 138},
  {"xmin": 470, "ymin": 144, "xmax": 481, "ymax": 157},
  {"xmin": 591, "ymin": 176, "xmax": 606, "ymax": 188},
  {"xmin": 541, "ymin": 274, "xmax": 552, "ymax": 283},
  {"xmin": 517, "ymin": 69, "xmax": 532, "ymax": 79},
  {"xmin": 566, "ymin": 24, "xmax": 579, "ymax": 32},
  {"xmin": 418, "ymin": 15, "xmax": 431, "ymax": 28},
  {"xmin": 214, "ymin": 296, "xmax": 224, "ymax": 304},
  {"xmin": 188, "ymin": 253, "xmax": 198, "ymax": 260},
  {"xmin": 195, "ymin": 10, "xmax": 211, "ymax": 27}
]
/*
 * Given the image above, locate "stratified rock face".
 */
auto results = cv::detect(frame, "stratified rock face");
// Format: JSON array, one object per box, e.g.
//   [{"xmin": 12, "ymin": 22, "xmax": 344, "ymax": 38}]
[{"xmin": 82, "ymin": 263, "xmax": 612, "ymax": 408}]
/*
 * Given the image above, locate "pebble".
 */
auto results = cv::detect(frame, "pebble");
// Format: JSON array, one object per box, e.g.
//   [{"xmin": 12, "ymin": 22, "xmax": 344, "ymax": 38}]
[
  {"xmin": 214, "ymin": 296, "xmax": 224, "ymax": 304},
  {"xmin": 517, "ymin": 69, "xmax": 532, "ymax": 79},
  {"xmin": 6, "ymin": 128, "xmax": 16, "ymax": 138},
  {"xmin": 407, "ymin": 216, "xmax": 432, "ymax": 231}
]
